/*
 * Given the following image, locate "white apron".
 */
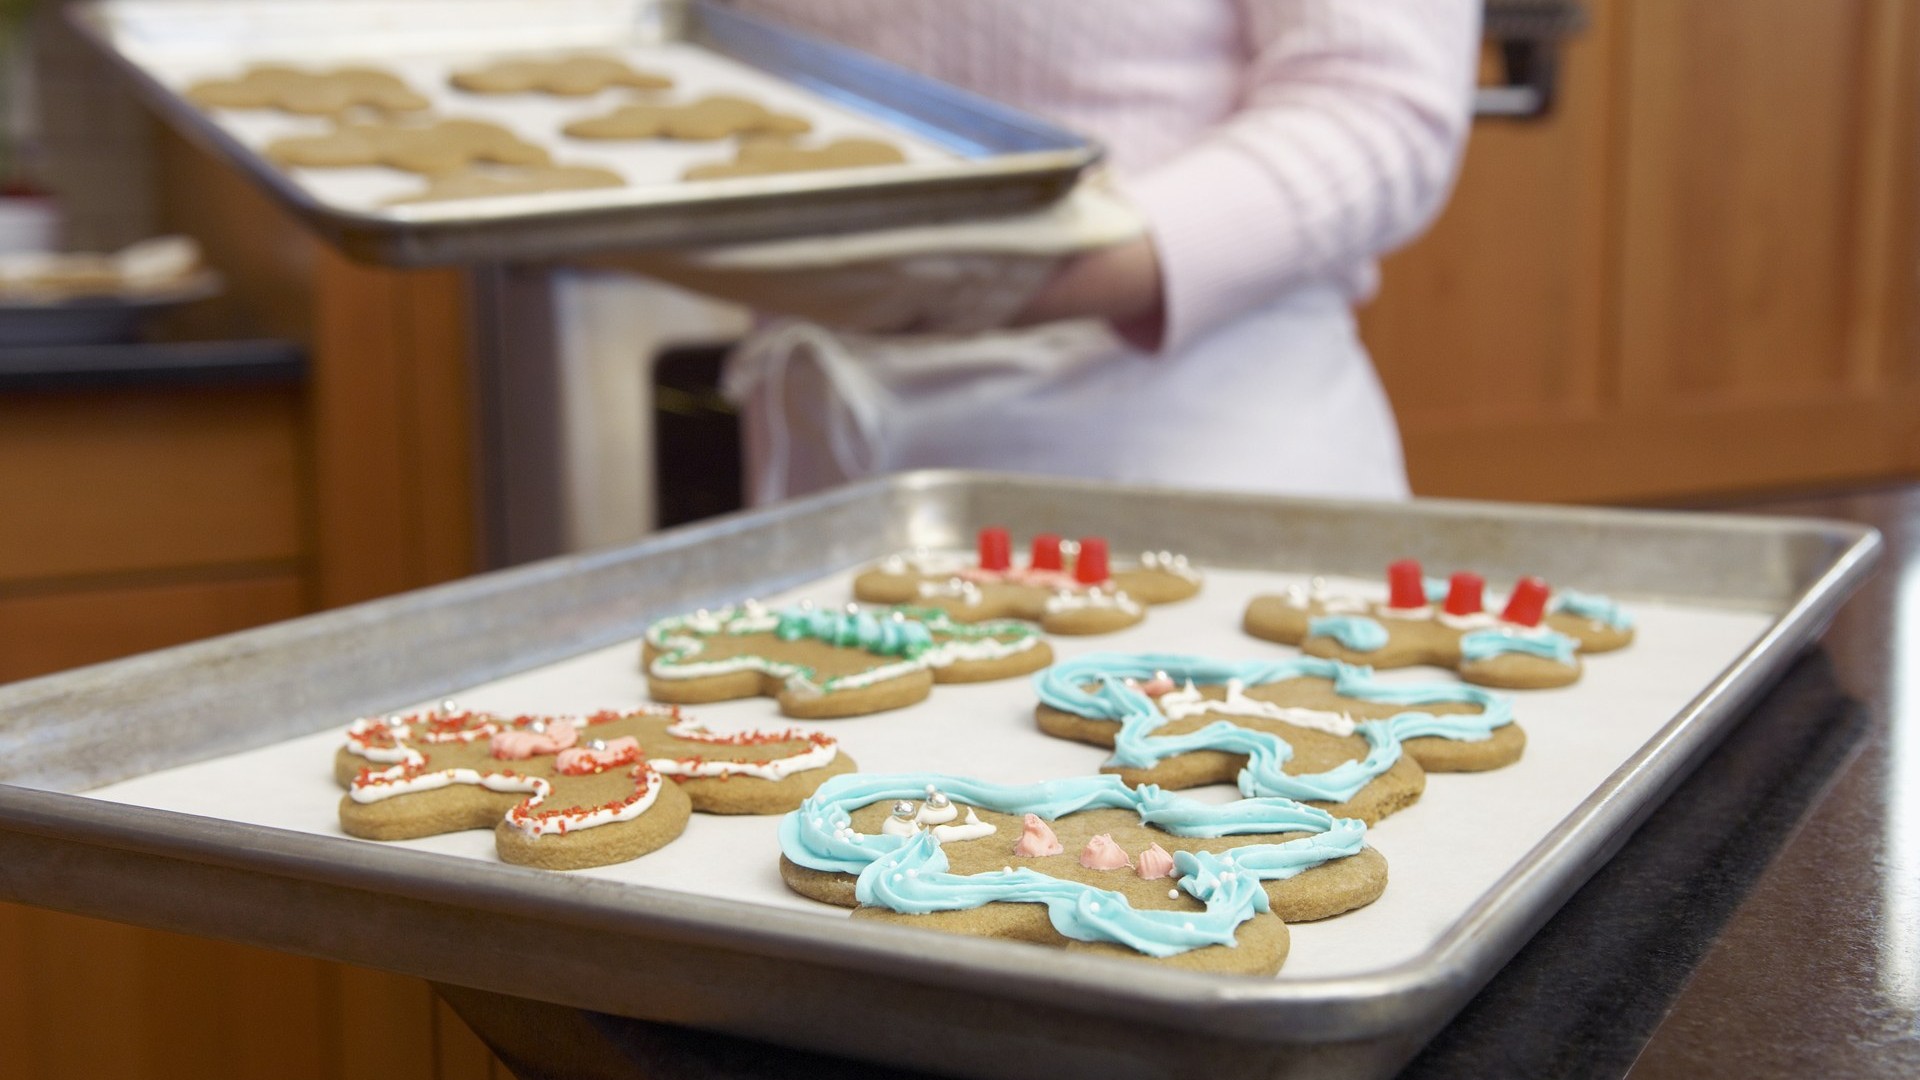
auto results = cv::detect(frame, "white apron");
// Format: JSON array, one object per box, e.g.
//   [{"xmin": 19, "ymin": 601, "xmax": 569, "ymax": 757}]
[{"xmin": 723, "ymin": 285, "xmax": 1409, "ymax": 504}]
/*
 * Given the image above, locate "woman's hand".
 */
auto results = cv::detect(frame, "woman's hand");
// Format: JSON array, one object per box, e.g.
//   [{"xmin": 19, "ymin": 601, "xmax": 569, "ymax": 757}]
[{"xmin": 1010, "ymin": 235, "xmax": 1166, "ymax": 351}]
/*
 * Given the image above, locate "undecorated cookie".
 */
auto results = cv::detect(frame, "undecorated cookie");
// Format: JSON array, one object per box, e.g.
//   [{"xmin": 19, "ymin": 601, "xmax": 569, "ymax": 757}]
[
  {"xmin": 185, "ymin": 64, "xmax": 430, "ymax": 115},
  {"xmin": 390, "ymin": 163, "xmax": 627, "ymax": 203},
  {"xmin": 267, "ymin": 118, "xmax": 550, "ymax": 175},
  {"xmin": 642, "ymin": 601, "xmax": 1052, "ymax": 718},
  {"xmin": 1243, "ymin": 559, "xmax": 1636, "ymax": 690},
  {"xmin": 451, "ymin": 55, "xmax": 673, "ymax": 96},
  {"xmin": 853, "ymin": 527, "xmax": 1201, "ymax": 636},
  {"xmin": 564, "ymin": 95, "xmax": 812, "ymax": 141},
  {"xmin": 1033, "ymin": 653, "xmax": 1524, "ymax": 825},
  {"xmin": 683, "ymin": 137, "xmax": 906, "ymax": 180},
  {"xmin": 337, "ymin": 703, "xmax": 853, "ymax": 869},
  {"xmin": 780, "ymin": 773, "xmax": 1386, "ymax": 975}
]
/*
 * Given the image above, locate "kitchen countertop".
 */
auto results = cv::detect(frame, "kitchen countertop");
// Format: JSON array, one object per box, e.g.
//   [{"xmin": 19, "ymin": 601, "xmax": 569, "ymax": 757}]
[{"xmin": 438, "ymin": 484, "xmax": 1920, "ymax": 1080}]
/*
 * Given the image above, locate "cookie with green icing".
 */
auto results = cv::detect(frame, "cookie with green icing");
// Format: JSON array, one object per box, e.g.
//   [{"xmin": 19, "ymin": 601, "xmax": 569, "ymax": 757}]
[
  {"xmin": 780, "ymin": 774, "xmax": 1385, "ymax": 975},
  {"xmin": 1243, "ymin": 561, "xmax": 1634, "ymax": 690},
  {"xmin": 642, "ymin": 602, "xmax": 1052, "ymax": 718},
  {"xmin": 1033, "ymin": 653, "xmax": 1524, "ymax": 825},
  {"xmin": 853, "ymin": 527, "xmax": 1200, "ymax": 636}
]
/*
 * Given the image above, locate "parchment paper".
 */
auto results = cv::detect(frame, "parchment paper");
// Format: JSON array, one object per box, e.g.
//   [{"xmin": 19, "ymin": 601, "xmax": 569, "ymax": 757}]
[{"xmin": 86, "ymin": 563, "xmax": 1774, "ymax": 981}]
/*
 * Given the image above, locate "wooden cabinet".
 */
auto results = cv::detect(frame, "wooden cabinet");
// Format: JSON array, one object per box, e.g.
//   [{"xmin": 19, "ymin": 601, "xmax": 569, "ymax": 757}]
[
  {"xmin": 0, "ymin": 130, "xmax": 495, "ymax": 1078},
  {"xmin": 1363, "ymin": 0, "xmax": 1920, "ymax": 502}
]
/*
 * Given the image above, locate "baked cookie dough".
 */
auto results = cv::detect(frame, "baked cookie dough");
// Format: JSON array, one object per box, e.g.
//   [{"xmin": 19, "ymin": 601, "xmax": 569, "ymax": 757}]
[
  {"xmin": 683, "ymin": 136, "xmax": 905, "ymax": 180},
  {"xmin": 854, "ymin": 527, "xmax": 1201, "ymax": 636},
  {"xmin": 450, "ymin": 55, "xmax": 673, "ymax": 96},
  {"xmin": 337, "ymin": 703, "xmax": 854, "ymax": 870},
  {"xmin": 266, "ymin": 118, "xmax": 550, "ymax": 175},
  {"xmin": 1243, "ymin": 560, "xmax": 1636, "ymax": 690},
  {"xmin": 780, "ymin": 774, "xmax": 1386, "ymax": 975},
  {"xmin": 389, "ymin": 163, "xmax": 627, "ymax": 203},
  {"xmin": 564, "ymin": 95, "xmax": 813, "ymax": 141},
  {"xmin": 1033, "ymin": 653, "xmax": 1524, "ymax": 825},
  {"xmin": 185, "ymin": 64, "xmax": 430, "ymax": 115},
  {"xmin": 643, "ymin": 601, "xmax": 1052, "ymax": 719}
]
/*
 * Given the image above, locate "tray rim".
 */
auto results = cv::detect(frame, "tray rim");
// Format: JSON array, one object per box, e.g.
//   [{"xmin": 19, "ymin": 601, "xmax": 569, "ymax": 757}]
[
  {"xmin": 64, "ymin": 0, "xmax": 1102, "ymax": 265},
  {"xmin": 0, "ymin": 470, "xmax": 1885, "ymax": 1052}
]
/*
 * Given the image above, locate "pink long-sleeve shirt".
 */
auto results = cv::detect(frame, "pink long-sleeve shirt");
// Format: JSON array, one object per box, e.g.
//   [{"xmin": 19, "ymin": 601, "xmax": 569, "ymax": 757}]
[{"xmin": 729, "ymin": 0, "xmax": 1479, "ymax": 354}]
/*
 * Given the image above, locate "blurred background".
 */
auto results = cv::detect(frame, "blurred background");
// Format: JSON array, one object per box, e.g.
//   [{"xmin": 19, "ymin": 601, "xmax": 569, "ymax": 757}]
[{"xmin": 0, "ymin": 0, "xmax": 1915, "ymax": 1076}]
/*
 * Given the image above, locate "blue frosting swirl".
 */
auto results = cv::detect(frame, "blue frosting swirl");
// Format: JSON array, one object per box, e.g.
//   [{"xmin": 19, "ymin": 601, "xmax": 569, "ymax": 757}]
[
  {"xmin": 779, "ymin": 772, "xmax": 1368, "ymax": 957},
  {"xmin": 1034, "ymin": 653, "xmax": 1513, "ymax": 802},
  {"xmin": 1458, "ymin": 627, "xmax": 1578, "ymax": 665},
  {"xmin": 1550, "ymin": 588, "xmax": 1635, "ymax": 630},
  {"xmin": 1308, "ymin": 614, "xmax": 1390, "ymax": 652}
]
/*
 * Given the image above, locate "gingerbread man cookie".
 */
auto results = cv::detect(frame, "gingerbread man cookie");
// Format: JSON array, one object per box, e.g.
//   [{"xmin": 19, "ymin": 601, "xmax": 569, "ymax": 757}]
[
  {"xmin": 1034, "ymin": 653, "xmax": 1522, "ymax": 825},
  {"xmin": 185, "ymin": 64, "xmax": 430, "ymax": 116},
  {"xmin": 337, "ymin": 703, "xmax": 854, "ymax": 870},
  {"xmin": 564, "ymin": 95, "xmax": 813, "ymax": 142},
  {"xmin": 780, "ymin": 774, "xmax": 1383, "ymax": 975},
  {"xmin": 642, "ymin": 601, "xmax": 1052, "ymax": 718},
  {"xmin": 450, "ymin": 55, "xmax": 673, "ymax": 96},
  {"xmin": 1243, "ymin": 560, "xmax": 1635, "ymax": 689},
  {"xmin": 853, "ymin": 527, "xmax": 1201, "ymax": 636},
  {"xmin": 266, "ymin": 118, "xmax": 550, "ymax": 175},
  {"xmin": 390, "ymin": 163, "xmax": 627, "ymax": 203},
  {"xmin": 682, "ymin": 137, "xmax": 906, "ymax": 180}
]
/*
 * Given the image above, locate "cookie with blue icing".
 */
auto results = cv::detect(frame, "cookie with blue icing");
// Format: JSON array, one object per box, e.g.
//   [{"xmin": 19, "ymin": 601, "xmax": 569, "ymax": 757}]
[
  {"xmin": 642, "ymin": 601, "xmax": 1051, "ymax": 718},
  {"xmin": 1243, "ymin": 562, "xmax": 1634, "ymax": 689},
  {"xmin": 778, "ymin": 774, "xmax": 1386, "ymax": 975},
  {"xmin": 1032, "ymin": 654, "xmax": 1524, "ymax": 825},
  {"xmin": 853, "ymin": 527, "xmax": 1201, "ymax": 636}
]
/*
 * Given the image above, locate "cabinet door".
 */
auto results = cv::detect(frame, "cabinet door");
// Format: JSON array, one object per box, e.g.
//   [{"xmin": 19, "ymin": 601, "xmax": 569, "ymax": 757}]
[{"xmin": 1364, "ymin": 0, "xmax": 1920, "ymax": 502}]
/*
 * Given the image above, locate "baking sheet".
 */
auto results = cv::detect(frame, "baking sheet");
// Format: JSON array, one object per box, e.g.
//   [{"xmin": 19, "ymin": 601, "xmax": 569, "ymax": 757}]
[
  {"xmin": 86, "ymin": 562, "xmax": 1774, "ymax": 981},
  {"xmin": 74, "ymin": 0, "xmax": 1099, "ymax": 262}
]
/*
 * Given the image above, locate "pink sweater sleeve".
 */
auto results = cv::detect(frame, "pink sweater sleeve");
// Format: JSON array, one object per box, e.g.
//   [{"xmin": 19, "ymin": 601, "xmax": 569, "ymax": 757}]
[{"xmin": 1115, "ymin": 0, "xmax": 1480, "ymax": 355}]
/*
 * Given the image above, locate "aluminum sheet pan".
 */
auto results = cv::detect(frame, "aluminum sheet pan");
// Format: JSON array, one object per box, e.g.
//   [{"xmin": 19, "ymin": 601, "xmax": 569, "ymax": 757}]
[
  {"xmin": 69, "ymin": 0, "xmax": 1099, "ymax": 265},
  {"xmin": 0, "ymin": 472, "xmax": 1882, "ymax": 1079}
]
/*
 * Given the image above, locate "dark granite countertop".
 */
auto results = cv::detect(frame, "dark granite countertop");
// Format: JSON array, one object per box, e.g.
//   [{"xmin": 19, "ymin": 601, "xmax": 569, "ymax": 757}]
[{"xmin": 442, "ymin": 485, "xmax": 1920, "ymax": 1080}]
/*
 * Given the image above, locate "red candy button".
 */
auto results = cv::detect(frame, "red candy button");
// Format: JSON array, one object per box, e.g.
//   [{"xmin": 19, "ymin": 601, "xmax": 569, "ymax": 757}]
[
  {"xmin": 1074, "ymin": 537, "xmax": 1110, "ymax": 584},
  {"xmin": 1444, "ymin": 572, "xmax": 1484, "ymax": 616},
  {"xmin": 1030, "ymin": 533, "xmax": 1064, "ymax": 572},
  {"xmin": 1387, "ymin": 559, "xmax": 1426, "ymax": 609},
  {"xmin": 977, "ymin": 526, "xmax": 1011, "ymax": 572},
  {"xmin": 1501, "ymin": 576, "xmax": 1550, "ymax": 627}
]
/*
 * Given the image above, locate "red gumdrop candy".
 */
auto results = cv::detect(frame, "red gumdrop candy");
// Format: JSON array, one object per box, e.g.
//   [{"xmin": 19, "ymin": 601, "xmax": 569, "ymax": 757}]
[
  {"xmin": 1387, "ymin": 559, "xmax": 1426, "ymax": 609},
  {"xmin": 1074, "ymin": 537, "xmax": 1111, "ymax": 584},
  {"xmin": 1502, "ymin": 576, "xmax": 1550, "ymax": 627},
  {"xmin": 1444, "ymin": 572, "xmax": 1485, "ymax": 616},
  {"xmin": 977, "ymin": 526, "xmax": 1012, "ymax": 571},
  {"xmin": 1030, "ymin": 533, "xmax": 1064, "ymax": 572}
]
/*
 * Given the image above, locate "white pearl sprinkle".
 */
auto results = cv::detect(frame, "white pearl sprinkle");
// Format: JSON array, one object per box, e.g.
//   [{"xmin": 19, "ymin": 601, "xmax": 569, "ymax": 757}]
[{"xmin": 1168, "ymin": 889, "xmax": 1180, "ymax": 900}]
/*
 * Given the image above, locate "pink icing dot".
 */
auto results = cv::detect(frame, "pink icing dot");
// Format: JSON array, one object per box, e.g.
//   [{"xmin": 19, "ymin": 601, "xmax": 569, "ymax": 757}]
[
  {"xmin": 555, "ymin": 735, "xmax": 639, "ymax": 775},
  {"xmin": 1078, "ymin": 834, "xmax": 1132, "ymax": 871},
  {"xmin": 1136, "ymin": 843, "xmax": 1176, "ymax": 880},
  {"xmin": 1012, "ymin": 814, "xmax": 1063, "ymax": 858},
  {"xmin": 489, "ymin": 720, "xmax": 580, "ymax": 760}
]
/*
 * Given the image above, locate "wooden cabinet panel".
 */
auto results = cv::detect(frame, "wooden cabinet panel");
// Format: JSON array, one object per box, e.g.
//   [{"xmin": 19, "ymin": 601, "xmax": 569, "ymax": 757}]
[
  {"xmin": 1614, "ymin": 0, "xmax": 1903, "ymax": 403},
  {"xmin": 1363, "ymin": 0, "xmax": 1618, "ymax": 426},
  {"xmin": 0, "ymin": 572, "xmax": 305, "ymax": 683},
  {"xmin": 1366, "ymin": 0, "xmax": 1920, "ymax": 502},
  {"xmin": 0, "ymin": 903, "xmax": 458, "ymax": 1080},
  {"xmin": 0, "ymin": 388, "xmax": 306, "ymax": 585}
]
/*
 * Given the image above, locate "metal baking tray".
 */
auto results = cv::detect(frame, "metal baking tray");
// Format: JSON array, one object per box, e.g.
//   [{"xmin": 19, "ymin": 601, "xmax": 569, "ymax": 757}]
[
  {"xmin": 0, "ymin": 472, "xmax": 1880, "ymax": 1079},
  {"xmin": 68, "ymin": 0, "xmax": 1100, "ymax": 266}
]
